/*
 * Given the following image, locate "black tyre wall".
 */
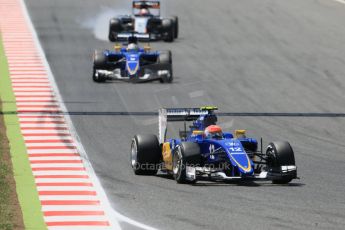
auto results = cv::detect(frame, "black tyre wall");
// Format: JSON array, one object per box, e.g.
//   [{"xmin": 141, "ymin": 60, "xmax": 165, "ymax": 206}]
[
  {"xmin": 109, "ymin": 18, "xmax": 122, "ymax": 32},
  {"xmin": 267, "ymin": 141, "xmax": 295, "ymax": 167},
  {"xmin": 93, "ymin": 50, "xmax": 107, "ymax": 68},
  {"xmin": 173, "ymin": 142, "xmax": 201, "ymax": 183},
  {"xmin": 158, "ymin": 51, "xmax": 173, "ymax": 83},
  {"xmin": 134, "ymin": 134, "xmax": 161, "ymax": 165},
  {"xmin": 158, "ymin": 50, "xmax": 172, "ymax": 64},
  {"xmin": 171, "ymin": 16, "xmax": 179, "ymax": 38},
  {"xmin": 178, "ymin": 142, "xmax": 202, "ymax": 165},
  {"xmin": 162, "ymin": 19, "xmax": 174, "ymax": 42},
  {"xmin": 108, "ymin": 18, "xmax": 122, "ymax": 42}
]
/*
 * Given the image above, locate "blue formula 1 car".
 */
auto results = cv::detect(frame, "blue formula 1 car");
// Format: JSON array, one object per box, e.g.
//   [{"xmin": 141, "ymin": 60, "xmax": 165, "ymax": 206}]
[
  {"xmin": 130, "ymin": 107, "xmax": 298, "ymax": 184},
  {"xmin": 92, "ymin": 35, "xmax": 172, "ymax": 83}
]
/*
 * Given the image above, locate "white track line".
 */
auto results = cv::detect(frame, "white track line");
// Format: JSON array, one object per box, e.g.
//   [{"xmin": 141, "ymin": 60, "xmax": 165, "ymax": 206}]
[
  {"xmin": 32, "ymin": 171, "xmax": 89, "ymax": 176},
  {"xmin": 21, "ymin": 129, "xmax": 70, "ymax": 133},
  {"xmin": 15, "ymin": 92, "xmax": 55, "ymax": 96},
  {"xmin": 24, "ymin": 136, "xmax": 72, "ymax": 141},
  {"xmin": 32, "ymin": 163, "xmax": 84, "ymax": 168},
  {"xmin": 13, "ymin": 83, "xmax": 51, "ymax": 87},
  {"xmin": 36, "ymin": 179, "xmax": 92, "ymax": 183},
  {"xmin": 41, "ymin": 206, "xmax": 103, "ymax": 212},
  {"xmin": 44, "ymin": 216, "xmax": 109, "ymax": 222},
  {"xmin": 26, "ymin": 143, "xmax": 76, "ymax": 147},
  {"xmin": 47, "ymin": 226, "xmax": 113, "ymax": 230},
  {"xmin": 37, "ymin": 186, "xmax": 95, "ymax": 192},
  {"xmin": 28, "ymin": 150, "xmax": 79, "ymax": 154},
  {"xmin": 29, "ymin": 157, "xmax": 81, "ymax": 161},
  {"xmin": 19, "ymin": 118, "xmax": 65, "ymax": 122},
  {"xmin": 46, "ymin": 225, "xmax": 111, "ymax": 229},
  {"xmin": 20, "ymin": 124, "xmax": 68, "ymax": 128}
]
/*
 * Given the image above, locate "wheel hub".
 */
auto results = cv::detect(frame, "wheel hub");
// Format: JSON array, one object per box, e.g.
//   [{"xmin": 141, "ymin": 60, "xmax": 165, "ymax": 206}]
[{"xmin": 173, "ymin": 150, "xmax": 182, "ymax": 175}]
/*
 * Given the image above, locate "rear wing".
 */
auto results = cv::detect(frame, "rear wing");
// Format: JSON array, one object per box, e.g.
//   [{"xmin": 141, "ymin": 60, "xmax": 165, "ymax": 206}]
[
  {"xmin": 132, "ymin": 1, "xmax": 160, "ymax": 9},
  {"xmin": 158, "ymin": 107, "xmax": 217, "ymax": 143}
]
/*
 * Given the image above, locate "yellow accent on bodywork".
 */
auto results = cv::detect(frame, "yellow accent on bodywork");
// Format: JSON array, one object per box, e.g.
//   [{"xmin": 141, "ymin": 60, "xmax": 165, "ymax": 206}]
[
  {"xmin": 162, "ymin": 142, "xmax": 173, "ymax": 170},
  {"xmin": 144, "ymin": 43, "xmax": 151, "ymax": 52},
  {"xmin": 192, "ymin": 130, "xmax": 204, "ymax": 135},
  {"xmin": 200, "ymin": 106, "xmax": 218, "ymax": 111},
  {"xmin": 126, "ymin": 62, "xmax": 139, "ymax": 75},
  {"xmin": 235, "ymin": 129, "xmax": 246, "ymax": 138},
  {"xmin": 231, "ymin": 154, "xmax": 252, "ymax": 172},
  {"xmin": 114, "ymin": 43, "xmax": 121, "ymax": 51}
]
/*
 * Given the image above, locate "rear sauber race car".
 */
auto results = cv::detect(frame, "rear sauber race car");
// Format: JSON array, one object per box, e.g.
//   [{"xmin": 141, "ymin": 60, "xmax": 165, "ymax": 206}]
[
  {"xmin": 109, "ymin": 0, "xmax": 178, "ymax": 42},
  {"xmin": 131, "ymin": 107, "xmax": 298, "ymax": 184},
  {"xmin": 92, "ymin": 34, "xmax": 173, "ymax": 83}
]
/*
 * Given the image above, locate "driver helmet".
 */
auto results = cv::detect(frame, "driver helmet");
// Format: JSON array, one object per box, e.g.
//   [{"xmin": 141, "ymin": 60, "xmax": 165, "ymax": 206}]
[
  {"xmin": 139, "ymin": 8, "xmax": 150, "ymax": 16},
  {"xmin": 127, "ymin": 43, "xmax": 139, "ymax": 52},
  {"xmin": 205, "ymin": 125, "xmax": 223, "ymax": 139}
]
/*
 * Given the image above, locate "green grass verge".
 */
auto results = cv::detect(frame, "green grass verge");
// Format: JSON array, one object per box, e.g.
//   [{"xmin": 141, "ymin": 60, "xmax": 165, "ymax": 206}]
[
  {"xmin": 0, "ymin": 119, "xmax": 15, "ymax": 230},
  {"xmin": 0, "ymin": 37, "xmax": 47, "ymax": 229}
]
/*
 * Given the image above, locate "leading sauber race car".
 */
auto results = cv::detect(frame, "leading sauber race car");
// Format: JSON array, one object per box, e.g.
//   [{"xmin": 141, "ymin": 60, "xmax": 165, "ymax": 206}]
[
  {"xmin": 108, "ymin": 0, "xmax": 178, "ymax": 42},
  {"xmin": 92, "ymin": 34, "xmax": 173, "ymax": 83},
  {"xmin": 131, "ymin": 107, "xmax": 298, "ymax": 184}
]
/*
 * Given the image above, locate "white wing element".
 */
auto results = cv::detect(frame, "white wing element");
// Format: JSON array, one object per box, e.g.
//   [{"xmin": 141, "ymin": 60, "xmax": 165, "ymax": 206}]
[{"xmin": 158, "ymin": 108, "xmax": 168, "ymax": 144}]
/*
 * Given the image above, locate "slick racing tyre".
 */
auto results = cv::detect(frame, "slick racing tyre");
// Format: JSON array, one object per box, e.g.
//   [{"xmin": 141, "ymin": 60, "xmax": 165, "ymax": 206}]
[
  {"xmin": 93, "ymin": 50, "xmax": 107, "ymax": 68},
  {"xmin": 266, "ymin": 141, "xmax": 296, "ymax": 184},
  {"xmin": 173, "ymin": 142, "xmax": 201, "ymax": 184},
  {"xmin": 162, "ymin": 19, "xmax": 174, "ymax": 42},
  {"xmin": 108, "ymin": 31, "xmax": 117, "ymax": 42},
  {"xmin": 92, "ymin": 50, "xmax": 107, "ymax": 82},
  {"xmin": 131, "ymin": 135, "xmax": 161, "ymax": 175},
  {"xmin": 108, "ymin": 18, "xmax": 121, "ymax": 42},
  {"xmin": 158, "ymin": 51, "xmax": 173, "ymax": 83},
  {"xmin": 171, "ymin": 16, "xmax": 179, "ymax": 39},
  {"xmin": 92, "ymin": 68, "xmax": 106, "ymax": 83}
]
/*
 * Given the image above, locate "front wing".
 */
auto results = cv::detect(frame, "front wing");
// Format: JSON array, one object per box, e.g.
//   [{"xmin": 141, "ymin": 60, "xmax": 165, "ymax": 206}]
[
  {"xmin": 94, "ymin": 63, "xmax": 171, "ymax": 82},
  {"xmin": 185, "ymin": 165, "xmax": 298, "ymax": 182}
]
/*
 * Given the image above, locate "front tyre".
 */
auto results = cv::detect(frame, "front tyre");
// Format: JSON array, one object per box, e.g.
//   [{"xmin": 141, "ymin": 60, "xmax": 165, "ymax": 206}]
[
  {"xmin": 131, "ymin": 135, "xmax": 161, "ymax": 175},
  {"xmin": 92, "ymin": 68, "xmax": 106, "ymax": 83},
  {"xmin": 158, "ymin": 51, "xmax": 173, "ymax": 83},
  {"xmin": 266, "ymin": 141, "xmax": 296, "ymax": 184},
  {"xmin": 172, "ymin": 142, "xmax": 201, "ymax": 184},
  {"xmin": 92, "ymin": 50, "xmax": 107, "ymax": 83}
]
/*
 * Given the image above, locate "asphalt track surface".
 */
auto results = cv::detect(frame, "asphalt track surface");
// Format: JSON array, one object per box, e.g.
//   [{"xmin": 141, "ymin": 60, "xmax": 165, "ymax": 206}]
[{"xmin": 25, "ymin": 0, "xmax": 345, "ymax": 229}]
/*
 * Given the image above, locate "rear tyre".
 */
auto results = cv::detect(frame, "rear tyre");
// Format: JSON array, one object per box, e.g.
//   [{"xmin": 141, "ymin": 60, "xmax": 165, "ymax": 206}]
[
  {"xmin": 266, "ymin": 141, "xmax": 295, "ymax": 184},
  {"xmin": 108, "ymin": 18, "xmax": 121, "ymax": 42},
  {"xmin": 131, "ymin": 135, "xmax": 161, "ymax": 175},
  {"xmin": 108, "ymin": 32, "xmax": 117, "ymax": 42},
  {"xmin": 171, "ymin": 16, "xmax": 179, "ymax": 39},
  {"xmin": 162, "ymin": 19, "xmax": 174, "ymax": 42},
  {"xmin": 158, "ymin": 51, "xmax": 173, "ymax": 83},
  {"xmin": 173, "ymin": 142, "xmax": 201, "ymax": 184},
  {"xmin": 93, "ymin": 50, "xmax": 107, "ymax": 83}
]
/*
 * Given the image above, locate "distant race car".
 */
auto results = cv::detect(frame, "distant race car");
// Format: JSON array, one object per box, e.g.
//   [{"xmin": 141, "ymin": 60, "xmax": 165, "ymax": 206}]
[
  {"xmin": 131, "ymin": 107, "xmax": 298, "ymax": 184},
  {"xmin": 92, "ymin": 34, "xmax": 173, "ymax": 83},
  {"xmin": 108, "ymin": 0, "xmax": 178, "ymax": 42}
]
